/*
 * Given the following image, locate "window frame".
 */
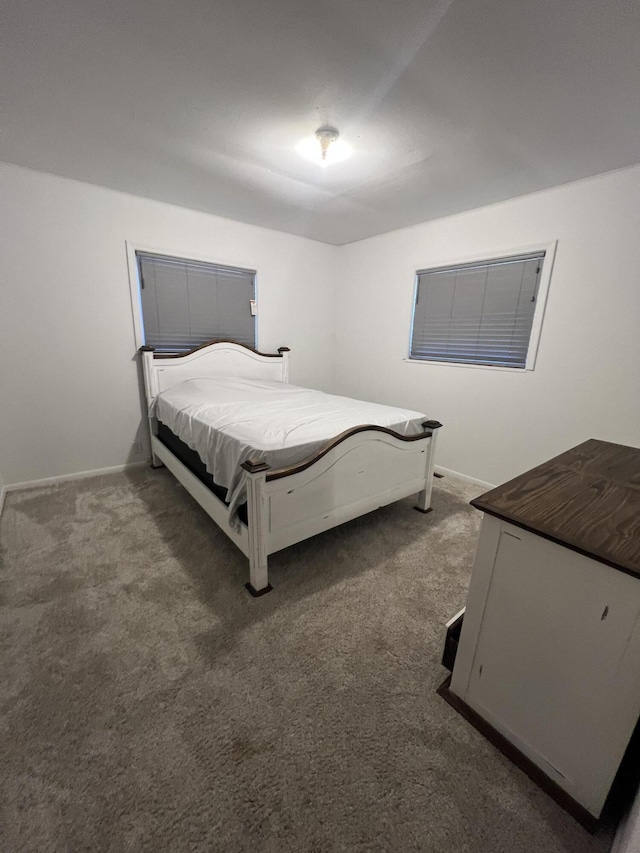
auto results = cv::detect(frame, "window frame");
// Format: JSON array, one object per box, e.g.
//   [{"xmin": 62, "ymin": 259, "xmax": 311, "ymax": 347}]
[
  {"xmin": 406, "ymin": 240, "xmax": 557, "ymax": 372},
  {"xmin": 126, "ymin": 241, "xmax": 258, "ymax": 352}
]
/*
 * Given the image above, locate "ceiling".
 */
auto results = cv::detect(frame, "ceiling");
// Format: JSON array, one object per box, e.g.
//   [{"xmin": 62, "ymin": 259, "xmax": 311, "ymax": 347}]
[{"xmin": 3, "ymin": 0, "xmax": 640, "ymax": 245}]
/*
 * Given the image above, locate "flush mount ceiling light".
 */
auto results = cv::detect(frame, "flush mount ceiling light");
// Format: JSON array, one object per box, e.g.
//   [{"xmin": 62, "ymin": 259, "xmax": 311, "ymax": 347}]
[{"xmin": 296, "ymin": 125, "xmax": 352, "ymax": 166}]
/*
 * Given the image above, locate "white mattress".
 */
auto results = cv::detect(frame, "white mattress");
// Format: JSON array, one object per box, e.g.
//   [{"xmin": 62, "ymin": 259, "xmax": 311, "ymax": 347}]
[{"xmin": 151, "ymin": 377, "xmax": 427, "ymax": 523}]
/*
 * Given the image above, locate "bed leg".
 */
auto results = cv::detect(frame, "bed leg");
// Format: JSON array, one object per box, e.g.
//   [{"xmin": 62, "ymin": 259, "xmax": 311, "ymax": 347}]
[
  {"xmin": 246, "ymin": 560, "xmax": 272, "ymax": 597},
  {"xmin": 414, "ymin": 422, "xmax": 442, "ymax": 514},
  {"xmin": 242, "ymin": 460, "xmax": 273, "ymax": 596}
]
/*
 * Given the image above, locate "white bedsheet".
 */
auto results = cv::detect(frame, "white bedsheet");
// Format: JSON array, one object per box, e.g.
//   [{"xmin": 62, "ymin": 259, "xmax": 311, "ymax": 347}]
[{"xmin": 151, "ymin": 377, "xmax": 427, "ymax": 524}]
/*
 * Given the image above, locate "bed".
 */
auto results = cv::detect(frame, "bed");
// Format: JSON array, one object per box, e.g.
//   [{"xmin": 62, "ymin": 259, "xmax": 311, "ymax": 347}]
[{"xmin": 140, "ymin": 340, "xmax": 442, "ymax": 595}]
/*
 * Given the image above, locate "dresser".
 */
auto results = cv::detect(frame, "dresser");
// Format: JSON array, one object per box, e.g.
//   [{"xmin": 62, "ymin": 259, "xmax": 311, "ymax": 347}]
[{"xmin": 447, "ymin": 439, "xmax": 640, "ymax": 826}]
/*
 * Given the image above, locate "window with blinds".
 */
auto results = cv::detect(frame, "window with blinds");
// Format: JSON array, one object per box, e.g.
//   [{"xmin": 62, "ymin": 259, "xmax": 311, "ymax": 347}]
[
  {"xmin": 409, "ymin": 251, "xmax": 546, "ymax": 369},
  {"xmin": 136, "ymin": 251, "xmax": 256, "ymax": 352}
]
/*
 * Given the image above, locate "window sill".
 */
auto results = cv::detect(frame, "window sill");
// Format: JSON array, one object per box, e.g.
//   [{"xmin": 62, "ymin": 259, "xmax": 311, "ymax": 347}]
[{"xmin": 404, "ymin": 358, "xmax": 533, "ymax": 373}]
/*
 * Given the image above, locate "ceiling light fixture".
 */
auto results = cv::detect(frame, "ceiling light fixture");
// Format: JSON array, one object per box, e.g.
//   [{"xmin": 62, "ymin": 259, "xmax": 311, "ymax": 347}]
[
  {"xmin": 315, "ymin": 126, "xmax": 339, "ymax": 161},
  {"xmin": 296, "ymin": 125, "xmax": 352, "ymax": 166}
]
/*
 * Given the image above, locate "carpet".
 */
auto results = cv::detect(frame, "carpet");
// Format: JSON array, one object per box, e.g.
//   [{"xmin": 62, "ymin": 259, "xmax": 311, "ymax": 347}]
[{"xmin": 0, "ymin": 467, "xmax": 615, "ymax": 852}]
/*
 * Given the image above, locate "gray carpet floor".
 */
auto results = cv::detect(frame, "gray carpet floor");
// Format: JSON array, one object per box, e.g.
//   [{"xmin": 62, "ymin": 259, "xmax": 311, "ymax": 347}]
[{"xmin": 0, "ymin": 467, "xmax": 616, "ymax": 852}]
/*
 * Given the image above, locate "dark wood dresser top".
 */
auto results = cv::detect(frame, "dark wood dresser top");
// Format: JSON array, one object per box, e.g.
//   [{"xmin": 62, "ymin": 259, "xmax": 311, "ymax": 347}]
[{"xmin": 471, "ymin": 439, "xmax": 640, "ymax": 579}]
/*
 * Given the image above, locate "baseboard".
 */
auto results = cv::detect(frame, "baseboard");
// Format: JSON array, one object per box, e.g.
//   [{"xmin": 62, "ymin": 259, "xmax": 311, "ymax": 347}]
[
  {"xmin": 434, "ymin": 465, "xmax": 495, "ymax": 491},
  {"xmin": 2, "ymin": 460, "xmax": 490, "ymax": 505},
  {"xmin": 5, "ymin": 461, "xmax": 148, "ymax": 494}
]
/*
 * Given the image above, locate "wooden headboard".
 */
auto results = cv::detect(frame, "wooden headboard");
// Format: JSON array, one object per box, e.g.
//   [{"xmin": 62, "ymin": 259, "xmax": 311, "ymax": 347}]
[{"xmin": 139, "ymin": 340, "xmax": 290, "ymax": 407}]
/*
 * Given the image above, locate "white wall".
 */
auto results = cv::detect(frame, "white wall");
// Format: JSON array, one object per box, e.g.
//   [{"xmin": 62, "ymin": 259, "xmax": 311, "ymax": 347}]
[
  {"xmin": 0, "ymin": 163, "xmax": 337, "ymax": 486},
  {"xmin": 332, "ymin": 165, "xmax": 640, "ymax": 485},
  {"xmin": 2, "ymin": 161, "xmax": 640, "ymax": 489}
]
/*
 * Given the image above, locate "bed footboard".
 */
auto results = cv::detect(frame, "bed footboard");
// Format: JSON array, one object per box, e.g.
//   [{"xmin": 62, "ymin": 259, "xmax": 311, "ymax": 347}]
[{"xmin": 241, "ymin": 421, "xmax": 441, "ymax": 593}]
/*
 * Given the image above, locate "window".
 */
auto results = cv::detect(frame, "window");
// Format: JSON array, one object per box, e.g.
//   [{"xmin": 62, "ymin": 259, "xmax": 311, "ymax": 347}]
[
  {"xmin": 409, "ymin": 247, "xmax": 554, "ymax": 369},
  {"xmin": 134, "ymin": 250, "xmax": 256, "ymax": 352}
]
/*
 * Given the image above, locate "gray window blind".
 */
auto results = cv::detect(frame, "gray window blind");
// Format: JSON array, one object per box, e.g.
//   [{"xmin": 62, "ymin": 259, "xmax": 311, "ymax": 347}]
[
  {"xmin": 410, "ymin": 252, "xmax": 545, "ymax": 368},
  {"xmin": 136, "ymin": 252, "xmax": 256, "ymax": 352}
]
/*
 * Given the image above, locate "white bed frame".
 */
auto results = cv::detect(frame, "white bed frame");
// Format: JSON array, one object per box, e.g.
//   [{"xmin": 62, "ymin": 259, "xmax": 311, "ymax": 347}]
[{"xmin": 140, "ymin": 340, "xmax": 442, "ymax": 595}]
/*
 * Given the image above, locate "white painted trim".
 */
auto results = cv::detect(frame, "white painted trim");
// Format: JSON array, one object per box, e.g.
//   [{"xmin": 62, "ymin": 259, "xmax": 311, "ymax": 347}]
[
  {"xmin": 407, "ymin": 239, "xmax": 558, "ymax": 372},
  {"xmin": 125, "ymin": 240, "xmax": 260, "ymax": 352},
  {"xmin": 434, "ymin": 465, "xmax": 495, "ymax": 491},
  {"xmin": 403, "ymin": 358, "xmax": 530, "ymax": 373},
  {"xmin": 524, "ymin": 240, "xmax": 556, "ymax": 370},
  {"xmin": 125, "ymin": 241, "xmax": 146, "ymax": 352},
  {"xmin": 5, "ymin": 462, "xmax": 147, "ymax": 493}
]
